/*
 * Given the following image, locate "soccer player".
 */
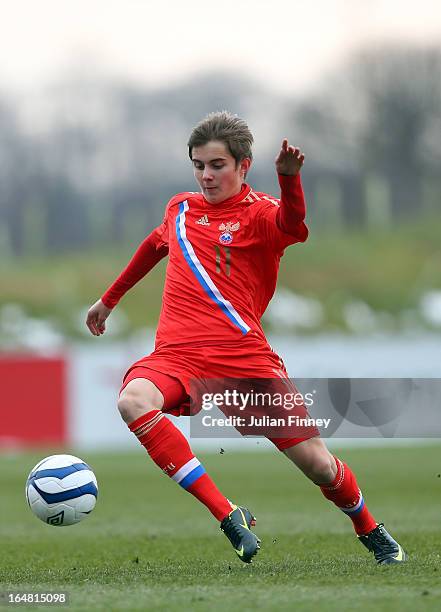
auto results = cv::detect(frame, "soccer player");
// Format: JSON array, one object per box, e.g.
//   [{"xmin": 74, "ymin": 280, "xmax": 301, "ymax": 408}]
[{"xmin": 86, "ymin": 112, "xmax": 406, "ymax": 565}]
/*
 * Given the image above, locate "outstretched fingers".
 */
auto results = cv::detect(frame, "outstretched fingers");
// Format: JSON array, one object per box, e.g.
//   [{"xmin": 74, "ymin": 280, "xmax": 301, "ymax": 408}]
[{"xmin": 275, "ymin": 140, "xmax": 305, "ymax": 175}]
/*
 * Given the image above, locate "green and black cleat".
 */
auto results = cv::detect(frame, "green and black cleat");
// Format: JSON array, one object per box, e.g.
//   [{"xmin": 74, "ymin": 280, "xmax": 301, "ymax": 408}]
[
  {"xmin": 358, "ymin": 523, "xmax": 407, "ymax": 565},
  {"xmin": 220, "ymin": 505, "xmax": 261, "ymax": 563}
]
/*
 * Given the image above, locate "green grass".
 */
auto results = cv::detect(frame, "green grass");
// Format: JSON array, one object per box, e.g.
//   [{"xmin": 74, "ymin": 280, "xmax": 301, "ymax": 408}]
[
  {"xmin": 1, "ymin": 214, "xmax": 440, "ymax": 338},
  {"xmin": 1, "ymin": 445, "xmax": 440, "ymax": 610}
]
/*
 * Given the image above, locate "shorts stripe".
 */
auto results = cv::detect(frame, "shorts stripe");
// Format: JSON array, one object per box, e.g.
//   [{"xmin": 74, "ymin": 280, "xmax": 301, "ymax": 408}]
[{"xmin": 175, "ymin": 201, "xmax": 250, "ymax": 335}]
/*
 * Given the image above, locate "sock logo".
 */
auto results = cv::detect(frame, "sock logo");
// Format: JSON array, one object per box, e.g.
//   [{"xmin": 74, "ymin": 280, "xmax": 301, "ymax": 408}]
[{"xmin": 163, "ymin": 463, "xmax": 176, "ymax": 474}]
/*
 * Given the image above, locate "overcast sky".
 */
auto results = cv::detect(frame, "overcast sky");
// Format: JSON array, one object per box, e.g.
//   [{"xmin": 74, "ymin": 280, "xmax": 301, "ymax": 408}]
[{"xmin": 1, "ymin": 0, "xmax": 441, "ymax": 94}]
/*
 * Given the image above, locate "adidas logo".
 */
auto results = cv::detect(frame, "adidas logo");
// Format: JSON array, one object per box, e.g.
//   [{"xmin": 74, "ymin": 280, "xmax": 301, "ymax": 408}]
[{"xmin": 196, "ymin": 214, "xmax": 210, "ymax": 226}]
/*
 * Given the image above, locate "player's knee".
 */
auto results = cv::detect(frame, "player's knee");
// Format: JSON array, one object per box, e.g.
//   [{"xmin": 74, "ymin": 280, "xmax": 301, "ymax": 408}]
[
  {"xmin": 116, "ymin": 395, "xmax": 131, "ymax": 422},
  {"xmin": 117, "ymin": 379, "xmax": 164, "ymax": 424},
  {"xmin": 285, "ymin": 438, "xmax": 337, "ymax": 484},
  {"xmin": 117, "ymin": 390, "xmax": 153, "ymax": 424},
  {"xmin": 308, "ymin": 455, "xmax": 337, "ymax": 485}
]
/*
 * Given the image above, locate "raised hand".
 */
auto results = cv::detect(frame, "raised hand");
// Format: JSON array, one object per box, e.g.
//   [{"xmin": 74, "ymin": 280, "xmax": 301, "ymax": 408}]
[
  {"xmin": 275, "ymin": 139, "xmax": 305, "ymax": 176},
  {"xmin": 86, "ymin": 298, "xmax": 113, "ymax": 336}
]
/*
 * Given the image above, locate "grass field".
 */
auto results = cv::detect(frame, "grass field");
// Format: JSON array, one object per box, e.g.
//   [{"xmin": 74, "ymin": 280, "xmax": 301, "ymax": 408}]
[{"xmin": 1, "ymin": 444, "xmax": 440, "ymax": 611}]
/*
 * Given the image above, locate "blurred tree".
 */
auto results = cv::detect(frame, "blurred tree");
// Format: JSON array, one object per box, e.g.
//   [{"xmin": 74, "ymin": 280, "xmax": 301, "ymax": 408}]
[
  {"xmin": 358, "ymin": 46, "xmax": 441, "ymax": 217},
  {"xmin": 290, "ymin": 45, "xmax": 441, "ymax": 225},
  {"xmin": 0, "ymin": 97, "xmax": 30, "ymax": 256}
]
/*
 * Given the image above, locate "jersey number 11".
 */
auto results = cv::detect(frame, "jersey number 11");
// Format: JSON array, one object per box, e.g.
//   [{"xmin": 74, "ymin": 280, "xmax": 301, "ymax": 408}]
[{"xmin": 214, "ymin": 245, "xmax": 231, "ymax": 276}]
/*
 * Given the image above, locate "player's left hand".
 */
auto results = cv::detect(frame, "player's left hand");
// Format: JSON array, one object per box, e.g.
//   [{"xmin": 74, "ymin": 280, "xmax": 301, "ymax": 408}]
[{"xmin": 275, "ymin": 139, "xmax": 305, "ymax": 176}]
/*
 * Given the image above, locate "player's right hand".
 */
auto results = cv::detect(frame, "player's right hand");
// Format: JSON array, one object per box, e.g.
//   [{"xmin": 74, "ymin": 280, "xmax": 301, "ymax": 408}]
[{"xmin": 86, "ymin": 299, "xmax": 113, "ymax": 336}]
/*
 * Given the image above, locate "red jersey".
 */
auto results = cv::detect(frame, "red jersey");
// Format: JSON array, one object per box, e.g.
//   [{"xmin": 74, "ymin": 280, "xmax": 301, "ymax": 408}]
[{"xmin": 102, "ymin": 173, "xmax": 308, "ymax": 348}]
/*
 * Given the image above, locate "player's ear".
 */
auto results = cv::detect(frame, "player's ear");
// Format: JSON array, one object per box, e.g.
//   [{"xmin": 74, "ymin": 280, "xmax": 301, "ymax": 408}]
[{"xmin": 240, "ymin": 158, "xmax": 251, "ymax": 180}]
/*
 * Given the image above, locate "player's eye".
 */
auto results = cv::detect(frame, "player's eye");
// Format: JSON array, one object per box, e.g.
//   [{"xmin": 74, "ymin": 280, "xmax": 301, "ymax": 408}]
[
  {"xmin": 193, "ymin": 163, "xmax": 204, "ymax": 170},
  {"xmin": 212, "ymin": 164, "xmax": 224, "ymax": 170}
]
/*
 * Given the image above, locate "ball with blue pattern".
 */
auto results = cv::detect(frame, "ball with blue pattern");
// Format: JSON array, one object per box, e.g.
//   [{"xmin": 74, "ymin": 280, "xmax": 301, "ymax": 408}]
[{"xmin": 25, "ymin": 454, "xmax": 98, "ymax": 526}]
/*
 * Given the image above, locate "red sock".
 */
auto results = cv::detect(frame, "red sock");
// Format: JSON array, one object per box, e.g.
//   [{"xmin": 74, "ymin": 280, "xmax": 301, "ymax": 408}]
[
  {"xmin": 129, "ymin": 410, "xmax": 232, "ymax": 522},
  {"xmin": 319, "ymin": 456, "xmax": 377, "ymax": 535}
]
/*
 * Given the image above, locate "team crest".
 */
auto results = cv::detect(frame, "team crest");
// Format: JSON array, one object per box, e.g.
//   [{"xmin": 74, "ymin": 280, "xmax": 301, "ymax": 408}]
[{"xmin": 218, "ymin": 221, "xmax": 240, "ymax": 244}]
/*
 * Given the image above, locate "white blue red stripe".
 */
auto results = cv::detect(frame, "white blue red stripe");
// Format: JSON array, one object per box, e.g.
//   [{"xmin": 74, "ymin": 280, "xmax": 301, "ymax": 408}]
[
  {"xmin": 171, "ymin": 457, "xmax": 205, "ymax": 489},
  {"xmin": 339, "ymin": 490, "xmax": 365, "ymax": 515},
  {"xmin": 175, "ymin": 201, "xmax": 251, "ymax": 335}
]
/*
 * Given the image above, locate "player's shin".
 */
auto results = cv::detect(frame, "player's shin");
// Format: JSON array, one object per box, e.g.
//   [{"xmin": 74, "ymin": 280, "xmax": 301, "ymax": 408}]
[
  {"xmin": 128, "ymin": 410, "xmax": 232, "ymax": 521},
  {"xmin": 319, "ymin": 456, "xmax": 377, "ymax": 536}
]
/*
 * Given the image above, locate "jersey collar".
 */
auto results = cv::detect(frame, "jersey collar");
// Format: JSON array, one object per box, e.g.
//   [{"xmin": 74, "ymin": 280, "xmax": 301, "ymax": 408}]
[{"xmin": 201, "ymin": 183, "xmax": 252, "ymax": 208}]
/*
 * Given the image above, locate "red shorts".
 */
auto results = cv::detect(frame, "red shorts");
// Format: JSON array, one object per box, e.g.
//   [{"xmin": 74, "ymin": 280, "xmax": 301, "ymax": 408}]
[{"xmin": 120, "ymin": 335, "xmax": 319, "ymax": 450}]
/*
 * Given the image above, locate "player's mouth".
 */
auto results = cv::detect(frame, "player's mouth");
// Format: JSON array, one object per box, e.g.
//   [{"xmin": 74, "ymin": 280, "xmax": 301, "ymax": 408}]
[{"xmin": 203, "ymin": 187, "xmax": 220, "ymax": 196}]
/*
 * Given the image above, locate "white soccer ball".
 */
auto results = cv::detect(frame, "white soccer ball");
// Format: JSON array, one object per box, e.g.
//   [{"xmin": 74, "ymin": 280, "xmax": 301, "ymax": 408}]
[{"xmin": 25, "ymin": 454, "xmax": 98, "ymax": 526}]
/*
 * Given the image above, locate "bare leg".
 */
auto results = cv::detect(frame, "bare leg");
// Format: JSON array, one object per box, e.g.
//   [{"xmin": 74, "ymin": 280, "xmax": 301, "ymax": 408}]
[
  {"xmin": 117, "ymin": 378, "xmax": 164, "ymax": 424},
  {"xmin": 283, "ymin": 437, "xmax": 337, "ymax": 484}
]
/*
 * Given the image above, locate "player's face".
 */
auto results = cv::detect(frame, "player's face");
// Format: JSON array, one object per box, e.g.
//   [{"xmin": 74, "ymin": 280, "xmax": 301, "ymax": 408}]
[{"xmin": 191, "ymin": 141, "xmax": 250, "ymax": 204}]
